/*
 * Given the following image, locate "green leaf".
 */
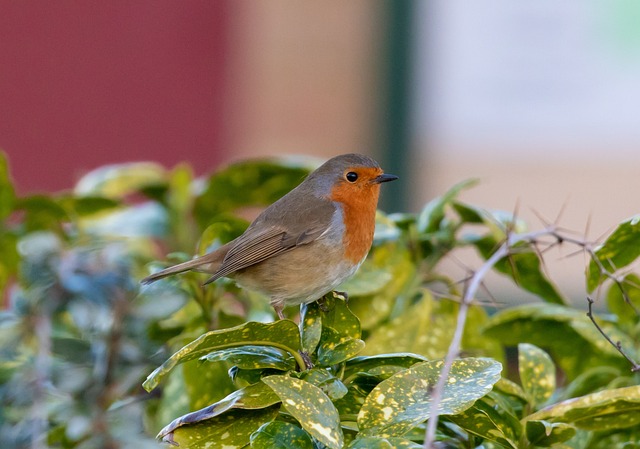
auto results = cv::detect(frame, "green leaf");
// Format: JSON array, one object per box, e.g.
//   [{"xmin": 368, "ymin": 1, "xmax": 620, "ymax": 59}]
[
  {"xmin": 343, "ymin": 354, "xmax": 428, "ymax": 384},
  {"xmin": 193, "ymin": 159, "xmax": 312, "ymax": 230},
  {"xmin": 527, "ymin": 385, "xmax": 640, "ymax": 431},
  {"xmin": 347, "ymin": 240, "xmax": 417, "ymax": 331},
  {"xmin": 0, "ymin": 232, "xmax": 18, "ymax": 294},
  {"xmin": 417, "ymin": 178, "xmax": 478, "ymax": 233},
  {"xmin": 446, "ymin": 396, "xmax": 521, "ymax": 449},
  {"xmin": 250, "ymin": 421, "xmax": 314, "ymax": 449},
  {"xmin": 494, "ymin": 378, "xmax": 528, "ymax": 404},
  {"xmin": 160, "ymin": 405, "xmax": 279, "ymax": 448},
  {"xmin": 561, "ymin": 367, "xmax": 620, "ymax": 400},
  {"xmin": 143, "ymin": 320, "xmax": 303, "ymax": 392},
  {"xmin": 319, "ymin": 293, "xmax": 362, "ymax": 340},
  {"xmin": 317, "ymin": 326, "xmax": 365, "ymax": 367},
  {"xmin": 196, "ymin": 215, "xmax": 248, "ymax": 256},
  {"xmin": 587, "ymin": 215, "xmax": 640, "ymax": 292},
  {"xmin": 518, "ymin": 343, "xmax": 556, "ymax": 408},
  {"xmin": 300, "ymin": 301, "xmax": 323, "ymax": 354},
  {"xmin": 605, "ymin": 273, "xmax": 640, "ymax": 328},
  {"xmin": 526, "ymin": 420, "xmax": 576, "ymax": 447},
  {"xmin": 450, "ymin": 201, "xmax": 485, "ymax": 224},
  {"xmin": 201, "ymin": 346, "xmax": 296, "ymax": 372},
  {"xmin": 585, "ymin": 427, "xmax": 640, "ymax": 449},
  {"xmin": 164, "ymin": 163, "xmax": 197, "ymax": 249},
  {"xmin": 57, "ymin": 195, "xmax": 121, "ymax": 217},
  {"xmin": 299, "ymin": 368, "xmax": 348, "ymax": 401},
  {"xmin": 167, "ymin": 163, "xmax": 194, "ymax": 216},
  {"xmin": 155, "ymin": 365, "xmax": 190, "ymax": 432},
  {"xmin": 483, "ymin": 304, "xmax": 631, "ymax": 379},
  {"xmin": 0, "ymin": 151, "xmax": 16, "ymax": 220},
  {"xmin": 364, "ymin": 291, "xmax": 500, "ymax": 360},
  {"xmin": 333, "ymin": 385, "xmax": 369, "ymax": 417},
  {"xmin": 570, "ymin": 318, "xmax": 638, "ymax": 360},
  {"xmin": 183, "ymin": 358, "xmax": 237, "ymax": 411},
  {"xmin": 15, "ymin": 195, "xmax": 68, "ymax": 233},
  {"xmin": 357, "ymin": 358, "xmax": 502, "ymax": 437},
  {"xmin": 51, "ymin": 337, "xmax": 92, "ymax": 363},
  {"xmin": 74, "ymin": 161, "xmax": 167, "ymax": 199},
  {"xmin": 472, "ymin": 235, "xmax": 567, "ymax": 304},
  {"xmin": 348, "ymin": 436, "xmax": 422, "ymax": 448},
  {"xmin": 262, "ymin": 375, "xmax": 344, "ymax": 449},
  {"xmin": 338, "ymin": 258, "xmax": 394, "ymax": 297},
  {"xmin": 157, "ymin": 381, "xmax": 281, "ymax": 440},
  {"xmin": 362, "ymin": 291, "xmax": 443, "ymax": 358}
]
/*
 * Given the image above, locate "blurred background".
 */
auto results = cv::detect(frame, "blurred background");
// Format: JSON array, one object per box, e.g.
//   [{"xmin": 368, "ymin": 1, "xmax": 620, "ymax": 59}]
[{"xmin": 2, "ymin": 1, "xmax": 640, "ymax": 292}]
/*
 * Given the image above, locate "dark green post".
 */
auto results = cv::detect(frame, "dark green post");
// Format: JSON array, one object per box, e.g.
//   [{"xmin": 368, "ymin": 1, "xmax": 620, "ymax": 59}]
[{"xmin": 378, "ymin": 0, "xmax": 414, "ymax": 213}]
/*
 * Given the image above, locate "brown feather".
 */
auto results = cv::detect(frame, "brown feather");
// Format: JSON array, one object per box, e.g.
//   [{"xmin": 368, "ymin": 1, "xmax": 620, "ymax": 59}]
[
  {"xmin": 203, "ymin": 197, "xmax": 336, "ymax": 285},
  {"xmin": 140, "ymin": 242, "xmax": 230, "ymax": 284}
]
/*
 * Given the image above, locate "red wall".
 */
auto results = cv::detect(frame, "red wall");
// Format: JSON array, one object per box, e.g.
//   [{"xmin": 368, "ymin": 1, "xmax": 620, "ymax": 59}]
[{"xmin": 0, "ymin": 2, "xmax": 232, "ymax": 193}]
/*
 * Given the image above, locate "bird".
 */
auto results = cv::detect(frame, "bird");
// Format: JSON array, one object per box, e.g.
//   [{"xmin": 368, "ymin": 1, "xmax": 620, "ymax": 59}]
[{"xmin": 141, "ymin": 153, "xmax": 398, "ymax": 319}]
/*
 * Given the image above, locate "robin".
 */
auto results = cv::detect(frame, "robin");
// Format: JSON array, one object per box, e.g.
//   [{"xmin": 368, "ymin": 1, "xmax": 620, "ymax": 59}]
[{"xmin": 141, "ymin": 153, "xmax": 397, "ymax": 319}]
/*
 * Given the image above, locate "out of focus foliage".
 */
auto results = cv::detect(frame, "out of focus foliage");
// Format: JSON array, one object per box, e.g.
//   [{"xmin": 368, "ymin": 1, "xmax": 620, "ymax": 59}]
[{"xmin": 0, "ymin": 150, "xmax": 639, "ymax": 449}]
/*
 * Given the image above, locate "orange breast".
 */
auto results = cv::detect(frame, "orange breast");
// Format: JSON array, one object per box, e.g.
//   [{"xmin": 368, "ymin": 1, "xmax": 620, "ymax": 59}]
[{"xmin": 330, "ymin": 170, "xmax": 381, "ymax": 263}]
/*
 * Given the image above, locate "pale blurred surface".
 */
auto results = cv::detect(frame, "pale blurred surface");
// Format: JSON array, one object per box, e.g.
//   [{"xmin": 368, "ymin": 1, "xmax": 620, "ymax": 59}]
[
  {"xmin": 410, "ymin": 1, "xmax": 640, "ymax": 295},
  {"xmin": 224, "ymin": 1, "xmax": 384, "ymax": 162}
]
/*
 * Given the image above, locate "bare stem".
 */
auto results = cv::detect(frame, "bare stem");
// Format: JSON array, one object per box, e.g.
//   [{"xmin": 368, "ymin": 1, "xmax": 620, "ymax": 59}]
[
  {"xmin": 424, "ymin": 227, "xmax": 565, "ymax": 448},
  {"xmin": 423, "ymin": 237, "xmax": 510, "ymax": 448},
  {"xmin": 423, "ymin": 219, "xmax": 640, "ymax": 446},
  {"xmin": 32, "ymin": 313, "xmax": 51, "ymax": 449},
  {"xmin": 586, "ymin": 297, "xmax": 640, "ymax": 373}
]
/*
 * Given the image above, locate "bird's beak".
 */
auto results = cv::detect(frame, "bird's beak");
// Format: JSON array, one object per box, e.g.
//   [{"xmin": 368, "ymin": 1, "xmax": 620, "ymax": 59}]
[{"xmin": 372, "ymin": 173, "xmax": 399, "ymax": 184}]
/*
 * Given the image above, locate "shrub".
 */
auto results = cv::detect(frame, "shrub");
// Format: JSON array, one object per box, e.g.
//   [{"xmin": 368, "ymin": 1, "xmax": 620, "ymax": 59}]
[{"xmin": 0, "ymin": 152, "xmax": 638, "ymax": 449}]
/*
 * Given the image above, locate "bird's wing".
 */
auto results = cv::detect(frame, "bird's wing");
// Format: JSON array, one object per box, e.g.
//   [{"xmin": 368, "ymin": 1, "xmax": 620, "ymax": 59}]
[{"xmin": 204, "ymin": 198, "xmax": 336, "ymax": 284}]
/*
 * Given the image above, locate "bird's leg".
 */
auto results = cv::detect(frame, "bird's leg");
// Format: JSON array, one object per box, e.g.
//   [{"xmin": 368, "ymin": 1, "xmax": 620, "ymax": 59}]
[
  {"xmin": 272, "ymin": 303, "xmax": 285, "ymax": 320},
  {"xmin": 299, "ymin": 351, "xmax": 314, "ymax": 370}
]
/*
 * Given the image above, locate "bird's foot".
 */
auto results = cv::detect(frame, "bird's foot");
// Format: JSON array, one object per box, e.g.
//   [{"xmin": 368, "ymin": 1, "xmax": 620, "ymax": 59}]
[
  {"xmin": 316, "ymin": 295, "xmax": 331, "ymax": 312},
  {"xmin": 299, "ymin": 351, "xmax": 314, "ymax": 370},
  {"xmin": 332, "ymin": 290, "xmax": 349, "ymax": 303}
]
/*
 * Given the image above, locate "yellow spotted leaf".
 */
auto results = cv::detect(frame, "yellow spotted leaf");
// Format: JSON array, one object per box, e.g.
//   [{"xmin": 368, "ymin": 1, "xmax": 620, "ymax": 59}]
[
  {"xmin": 587, "ymin": 215, "xmax": 640, "ymax": 292},
  {"xmin": 446, "ymin": 397, "xmax": 520, "ymax": 449},
  {"xmin": 357, "ymin": 358, "xmax": 502, "ymax": 437},
  {"xmin": 160, "ymin": 406, "xmax": 279, "ymax": 448},
  {"xmin": 518, "ymin": 343, "xmax": 556, "ymax": 408},
  {"xmin": 157, "ymin": 381, "xmax": 281, "ymax": 440},
  {"xmin": 526, "ymin": 386, "xmax": 640, "ymax": 431},
  {"xmin": 348, "ymin": 436, "xmax": 423, "ymax": 448},
  {"xmin": 262, "ymin": 375, "xmax": 344, "ymax": 449},
  {"xmin": 250, "ymin": 421, "xmax": 314, "ymax": 449},
  {"xmin": 143, "ymin": 320, "xmax": 302, "ymax": 392},
  {"xmin": 317, "ymin": 326, "xmax": 365, "ymax": 367},
  {"xmin": 525, "ymin": 420, "xmax": 576, "ymax": 447}
]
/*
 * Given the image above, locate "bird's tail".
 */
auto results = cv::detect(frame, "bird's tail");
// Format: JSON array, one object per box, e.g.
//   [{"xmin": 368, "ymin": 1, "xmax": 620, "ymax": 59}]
[{"xmin": 141, "ymin": 250, "xmax": 225, "ymax": 285}]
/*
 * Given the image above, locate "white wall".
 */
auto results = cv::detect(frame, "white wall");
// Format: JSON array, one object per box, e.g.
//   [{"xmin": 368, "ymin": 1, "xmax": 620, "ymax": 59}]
[{"xmin": 410, "ymin": 0, "xmax": 640, "ymax": 298}]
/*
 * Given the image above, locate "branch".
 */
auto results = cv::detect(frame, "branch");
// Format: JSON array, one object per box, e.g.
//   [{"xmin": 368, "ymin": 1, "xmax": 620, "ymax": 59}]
[
  {"xmin": 586, "ymin": 297, "xmax": 640, "ymax": 372},
  {"xmin": 423, "ymin": 234, "xmax": 512, "ymax": 447},
  {"xmin": 32, "ymin": 312, "xmax": 51, "ymax": 449},
  {"xmin": 423, "ymin": 222, "xmax": 640, "ymax": 447}
]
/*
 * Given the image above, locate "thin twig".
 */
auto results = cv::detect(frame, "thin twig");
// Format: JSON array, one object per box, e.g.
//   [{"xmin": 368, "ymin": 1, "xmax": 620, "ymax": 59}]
[
  {"xmin": 423, "ymin": 221, "xmax": 640, "ymax": 447},
  {"xmin": 32, "ymin": 312, "xmax": 51, "ymax": 449},
  {"xmin": 423, "ymin": 237, "xmax": 511, "ymax": 448},
  {"xmin": 586, "ymin": 297, "xmax": 640, "ymax": 372}
]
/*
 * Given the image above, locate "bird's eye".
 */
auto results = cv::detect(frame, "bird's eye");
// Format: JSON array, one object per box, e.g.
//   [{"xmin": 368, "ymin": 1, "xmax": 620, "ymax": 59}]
[{"xmin": 346, "ymin": 172, "xmax": 358, "ymax": 183}]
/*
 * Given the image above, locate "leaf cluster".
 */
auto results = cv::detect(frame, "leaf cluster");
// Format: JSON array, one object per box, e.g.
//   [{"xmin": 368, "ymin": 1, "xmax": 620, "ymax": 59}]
[{"xmin": 0, "ymin": 151, "xmax": 638, "ymax": 448}]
